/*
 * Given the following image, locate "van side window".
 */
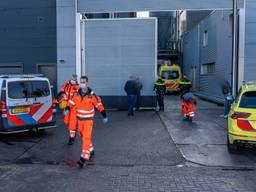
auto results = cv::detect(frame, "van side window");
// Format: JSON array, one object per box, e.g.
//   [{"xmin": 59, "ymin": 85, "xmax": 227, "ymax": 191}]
[
  {"xmin": 31, "ymin": 81, "xmax": 50, "ymax": 97},
  {"xmin": 8, "ymin": 82, "xmax": 29, "ymax": 99}
]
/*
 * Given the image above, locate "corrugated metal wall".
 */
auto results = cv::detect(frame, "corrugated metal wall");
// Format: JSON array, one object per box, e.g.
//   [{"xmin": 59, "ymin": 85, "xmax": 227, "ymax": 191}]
[
  {"xmin": 244, "ymin": 0, "xmax": 256, "ymax": 81},
  {"xmin": 83, "ymin": 18, "xmax": 157, "ymax": 108},
  {"xmin": 185, "ymin": 11, "xmax": 212, "ymax": 32},
  {"xmin": 182, "ymin": 10, "xmax": 233, "ymax": 102},
  {"xmin": 182, "ymin": 26, "xmax": 200, "ymax": 91},
  {"xmin": 56, "ymin": 0, "xmax": 78, "ymax": 91},
  {"xmin": 0, "ymin": 0, "xmax": 57, "ymax": 74}
]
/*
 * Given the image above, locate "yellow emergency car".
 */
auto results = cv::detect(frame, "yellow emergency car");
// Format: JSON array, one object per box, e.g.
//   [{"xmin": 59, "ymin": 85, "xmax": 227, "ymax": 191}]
[
  {"xmin": 159, "ymin": 64, "xmax": 182, "ymax": 92},
  {"xmin": 227, "ymin": 81, "xmax": 256, "ymax": 151}
]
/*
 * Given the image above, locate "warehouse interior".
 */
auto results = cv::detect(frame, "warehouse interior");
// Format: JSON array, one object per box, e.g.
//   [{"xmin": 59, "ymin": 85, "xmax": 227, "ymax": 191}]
[
  {"xmin": 1, "ymin": 0, "xmax": 250, "ymax": 107},
  {"xmin": 82, "ymin": 9, "xmax": 235, "ymax": 105}
]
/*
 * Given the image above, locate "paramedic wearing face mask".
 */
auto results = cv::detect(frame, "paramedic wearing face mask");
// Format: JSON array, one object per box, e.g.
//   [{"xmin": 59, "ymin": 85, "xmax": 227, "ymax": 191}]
[
  {"xmin": 65, "ymin": 76, "xmax": 108, "ymax": 168},
  {"xmin": 59, "ymin": 74, "xmax": 80, "ymax": 145}
]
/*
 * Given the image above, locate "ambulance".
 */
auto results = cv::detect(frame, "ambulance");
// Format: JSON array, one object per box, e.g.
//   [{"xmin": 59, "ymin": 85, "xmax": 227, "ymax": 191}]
[
  {"xmin": 0, "ymin": 74, "xmax": 56, "ymax": 134},
  {"xmin": 227, "ymin": 81, "xmax": 256, "ymax": 151},
  {"xmin": 159, "ymin": 64, "xmax": 182, "ymax": 92}
]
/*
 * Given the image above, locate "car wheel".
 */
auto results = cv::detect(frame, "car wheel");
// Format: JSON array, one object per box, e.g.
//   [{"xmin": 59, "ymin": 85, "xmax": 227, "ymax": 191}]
[{"xmin": 227, "ymin": 135, "xmax": 238, "ymax": 152}]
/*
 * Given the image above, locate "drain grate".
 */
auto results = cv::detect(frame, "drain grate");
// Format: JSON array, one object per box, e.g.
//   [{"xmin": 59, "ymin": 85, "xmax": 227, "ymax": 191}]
[{"xmin": 222, "ymin": 168, "xmax": 254, "ymax": 172}]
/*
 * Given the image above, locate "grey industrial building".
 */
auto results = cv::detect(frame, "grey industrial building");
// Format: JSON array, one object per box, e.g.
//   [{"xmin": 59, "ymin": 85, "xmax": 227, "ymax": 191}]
[
  {"xmin": 182, "ymin": 10, "xmax": 234, "ymax": 102},
  {"xmin": 182, "ymin": 1, "xmax": 256, "ymax": 103},
  {"xmin": 0, "ymin": 1, "xmax": 57, "ymax": 91},
  {"xmin": 0, "ymin": 0, "xmax": 255, "ymax": 106}
]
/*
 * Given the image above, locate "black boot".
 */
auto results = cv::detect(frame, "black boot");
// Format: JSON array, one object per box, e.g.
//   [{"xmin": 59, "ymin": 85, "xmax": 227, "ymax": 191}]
[
  {"xmin": 67, "ymin": 138, "xmax": 75, "ymax": 145},
  {"xmin": 159, "ymin": 106, "xmax": 164, "ymax": 111},
  {"xmin": 77, "ymin": 157, "xmax": 86, "ymax": 168},
  {"xmin": 90, "ymin": 150, "xmax": 95, "ymax": 157}
]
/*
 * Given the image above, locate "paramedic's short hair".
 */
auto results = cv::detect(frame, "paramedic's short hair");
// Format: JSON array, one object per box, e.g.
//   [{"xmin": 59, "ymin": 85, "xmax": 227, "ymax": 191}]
[
  {"xmin": 81, "ymin": 76, "xmax": 88, "ymax": 82},
  {"xmin": 129, "ymin": 75, "xmax": 136, "ymax": 80},
  {"xmin": 72, "ymin": 74, "xmax": 77, "ymax": 79}
]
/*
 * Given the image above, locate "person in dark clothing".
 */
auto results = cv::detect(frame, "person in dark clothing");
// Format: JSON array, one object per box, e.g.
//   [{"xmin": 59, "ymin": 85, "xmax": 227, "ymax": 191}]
[
  {"xmin": 153, "ymin": 78, "xmax": 166, "ymax": 111},
  {"xmin": 124, "ymin": 76, "xmax": 138, "ymax": 116},
  {"xmin": 135, "ymin": 76, "xmax": 143, "ymax": 111},
  {"xmin": 179, "ymin": 75, "xmax": 196, "ymax": 119},
  {"xmin": 220, "ymin": 80, "xmax": 233, "ymax": 119},
  {"xmin": 179, "ymin": 75, "xmax": 192, "ymax": 97}
]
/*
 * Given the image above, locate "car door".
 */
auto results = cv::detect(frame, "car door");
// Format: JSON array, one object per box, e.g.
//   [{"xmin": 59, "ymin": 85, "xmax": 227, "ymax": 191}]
[
  {"xmin": 30, "ymin": 79, "xmax": 53, "ymax": 124},
  {"xmin": 6, "ymin": 79, "xmax": 34, "ymax": 127}
]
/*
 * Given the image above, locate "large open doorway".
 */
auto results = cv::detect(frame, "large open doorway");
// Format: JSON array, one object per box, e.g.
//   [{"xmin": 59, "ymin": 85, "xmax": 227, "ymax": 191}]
[{"xmin": 56, "ymin": 0, "xmax": 244, "ymax": 107}]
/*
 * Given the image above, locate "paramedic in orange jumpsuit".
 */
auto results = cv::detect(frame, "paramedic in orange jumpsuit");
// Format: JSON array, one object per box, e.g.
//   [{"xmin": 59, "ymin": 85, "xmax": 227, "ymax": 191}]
[
  {"xmin": 65, "ymin": 76, "xmax": 108, "ymax": 168},
  {"xmin": 179, "ymin": 76, "xmax": 195, "ymax": 119},
  {"xmin": 60, "ymin": 74, "xmax": 80, "ymax": 145}
]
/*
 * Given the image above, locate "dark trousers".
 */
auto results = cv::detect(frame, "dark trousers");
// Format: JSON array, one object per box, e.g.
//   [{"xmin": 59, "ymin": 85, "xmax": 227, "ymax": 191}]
[
  {"xmin": 127, "ymin": 95, "xmax": 137, "ymax": 115},
  {"xmin": 224, "ymin": 97, "xmax": 232, "ymax": 116},
  {"xmin": 135, "ymin": 93, "xmax": 141, "ymax": 110},
  {"xmin": 156, "ymin": 93, "xmax": 164, "ymax": 109}
]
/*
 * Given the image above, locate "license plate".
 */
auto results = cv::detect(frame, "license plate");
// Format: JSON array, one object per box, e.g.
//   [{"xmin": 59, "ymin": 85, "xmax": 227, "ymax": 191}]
[{"xmin": 11, "ymin": 107, "xmax": 29, "ymax": 114}]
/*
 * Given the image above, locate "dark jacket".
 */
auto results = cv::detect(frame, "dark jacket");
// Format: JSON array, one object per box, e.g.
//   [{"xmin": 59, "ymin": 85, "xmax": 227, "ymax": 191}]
[
  {"xmin": 179, "ymin": 78, "xmax": 192, "ymax": 96},
  {"xmin": 221, "ymin": 80, "xmax": 232, "ymax": 96},
  {"xmin": 154, "ymin": 79, "xmax": 166, "ymax": 94},
  {"xmin": 135, "ymin": 79, "xmax": 143, "ymax": 95},
  {"xmin": 124, "ymin": 80, "xmax": 138, "ymax": 95}
]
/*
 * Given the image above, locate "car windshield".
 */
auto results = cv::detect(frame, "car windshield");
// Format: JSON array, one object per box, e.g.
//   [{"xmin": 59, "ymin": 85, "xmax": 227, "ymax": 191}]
[
  {"xmin": 8, "ymin": 81, "xmax": 29, "ymax": 99},
  {"xmin": 161, "ymin": 70, "xmax": 179, "ymax": 80},
  {"xmin": 8, "ymin": 80, "xmax": 50, "ymax": 99},
  {"xmin": 31, "ymin": 81, "xmax": 50, "ymax": 97},
  {"xmin": 239, "ymin": 91, "xmax": 256, "ymax": 108}
]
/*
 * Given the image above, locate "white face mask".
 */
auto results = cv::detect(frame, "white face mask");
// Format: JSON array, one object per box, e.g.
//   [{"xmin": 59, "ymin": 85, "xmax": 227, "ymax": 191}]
[
  {"xmin": 80, "ymin": 83, "xmax": 87, "ymax": 89},
  {"xmin": 70, "ymin": 80, "xmax": 76, "ymax": 85}
]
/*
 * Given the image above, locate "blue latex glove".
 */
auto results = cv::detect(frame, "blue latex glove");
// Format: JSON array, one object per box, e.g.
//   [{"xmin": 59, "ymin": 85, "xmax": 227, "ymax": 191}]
[
  {"xmin": 102, "ymin": 117, "xmax": 108, "ymax": 124},
  {"xmin": 64, "ymin": 109, "xmax": 69, "ymax": 116}
]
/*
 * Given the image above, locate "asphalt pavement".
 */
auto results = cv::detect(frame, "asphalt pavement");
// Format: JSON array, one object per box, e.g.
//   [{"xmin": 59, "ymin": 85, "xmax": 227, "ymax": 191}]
[
  {"xmin": 160, "ymin": 95, "xmax": 256, "ymax": 167},
  {"xmin": 0, "ymin": 110, "xmax": 184, "ymax": 166},
  {"xmin": 0, "ymin": 96, "xmax": 256, "ymax": 192}
]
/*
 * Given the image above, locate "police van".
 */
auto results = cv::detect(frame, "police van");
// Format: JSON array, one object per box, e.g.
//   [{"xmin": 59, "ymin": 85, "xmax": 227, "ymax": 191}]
[{"xmin": 0, "ymin": 74, "xmax": 56, "ymax": 134}]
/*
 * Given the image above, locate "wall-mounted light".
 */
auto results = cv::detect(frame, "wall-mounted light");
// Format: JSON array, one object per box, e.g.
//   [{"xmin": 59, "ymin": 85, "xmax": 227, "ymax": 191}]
[{"xmin": 59, "ymin": 59, "xmax": 65, "ymax": 63}]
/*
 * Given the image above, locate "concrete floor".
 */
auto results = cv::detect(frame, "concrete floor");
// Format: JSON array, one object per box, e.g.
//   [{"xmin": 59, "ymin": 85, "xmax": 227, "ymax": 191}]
[
  {"xmin": 0, "ymin": 111, "xmax": 184, "ymax": 166},
  {"xmin": 0, "ymin": 96, "xmax": 256, "ymax": 191},
  {"xmin": 160, "ymin": 95, "xmax": 256, "ymax": 167}
]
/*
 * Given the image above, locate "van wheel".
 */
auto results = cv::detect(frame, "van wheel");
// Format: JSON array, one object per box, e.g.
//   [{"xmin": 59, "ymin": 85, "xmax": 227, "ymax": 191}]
[
  {"xmin": 227, "ymin": 135, "xmax": 238, "ymax": 152},
  {"xmin": 37, "ymin": 129, "xmax": 46, "ymax": 135}
]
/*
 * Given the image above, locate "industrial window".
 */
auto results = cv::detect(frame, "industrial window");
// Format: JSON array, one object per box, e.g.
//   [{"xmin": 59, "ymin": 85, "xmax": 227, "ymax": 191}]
[
  {"xmin": 228, "ymin": 14, "xmax": 234, "ymax": 37},
  {"xmin": 203, "ymin": 30, "xmax": 208, "ymax": 47},
  {"xmin": 200, "ymin": 63, "xmax": 215, "ymax": 75},
  {"xmin": 0, "ymin": 64, "xmax": 23, "ymax": 74},
  {"xmin": 136, "ymin": 11, "xmax": 150, "ymax": 18}
]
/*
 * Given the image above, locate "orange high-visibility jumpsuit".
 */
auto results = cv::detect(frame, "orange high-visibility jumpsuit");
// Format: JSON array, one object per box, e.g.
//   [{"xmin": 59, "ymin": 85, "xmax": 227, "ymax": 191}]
[
  {"xmin": 181, "ymin": 100, "xmax": 195, "ymax": 118},
  {"xmin": 68, "ymin": 90, "xmax": 106, "ymax": 160},
  {"xmin": 61, "ymin": 81, "xmax": 80, "ymax": 138}
]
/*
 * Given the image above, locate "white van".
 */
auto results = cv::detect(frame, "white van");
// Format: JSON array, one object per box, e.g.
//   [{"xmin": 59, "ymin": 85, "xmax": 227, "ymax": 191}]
[{"xmin": 0, "ymin": 74, "xmax": 56, "ymax": 134}]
